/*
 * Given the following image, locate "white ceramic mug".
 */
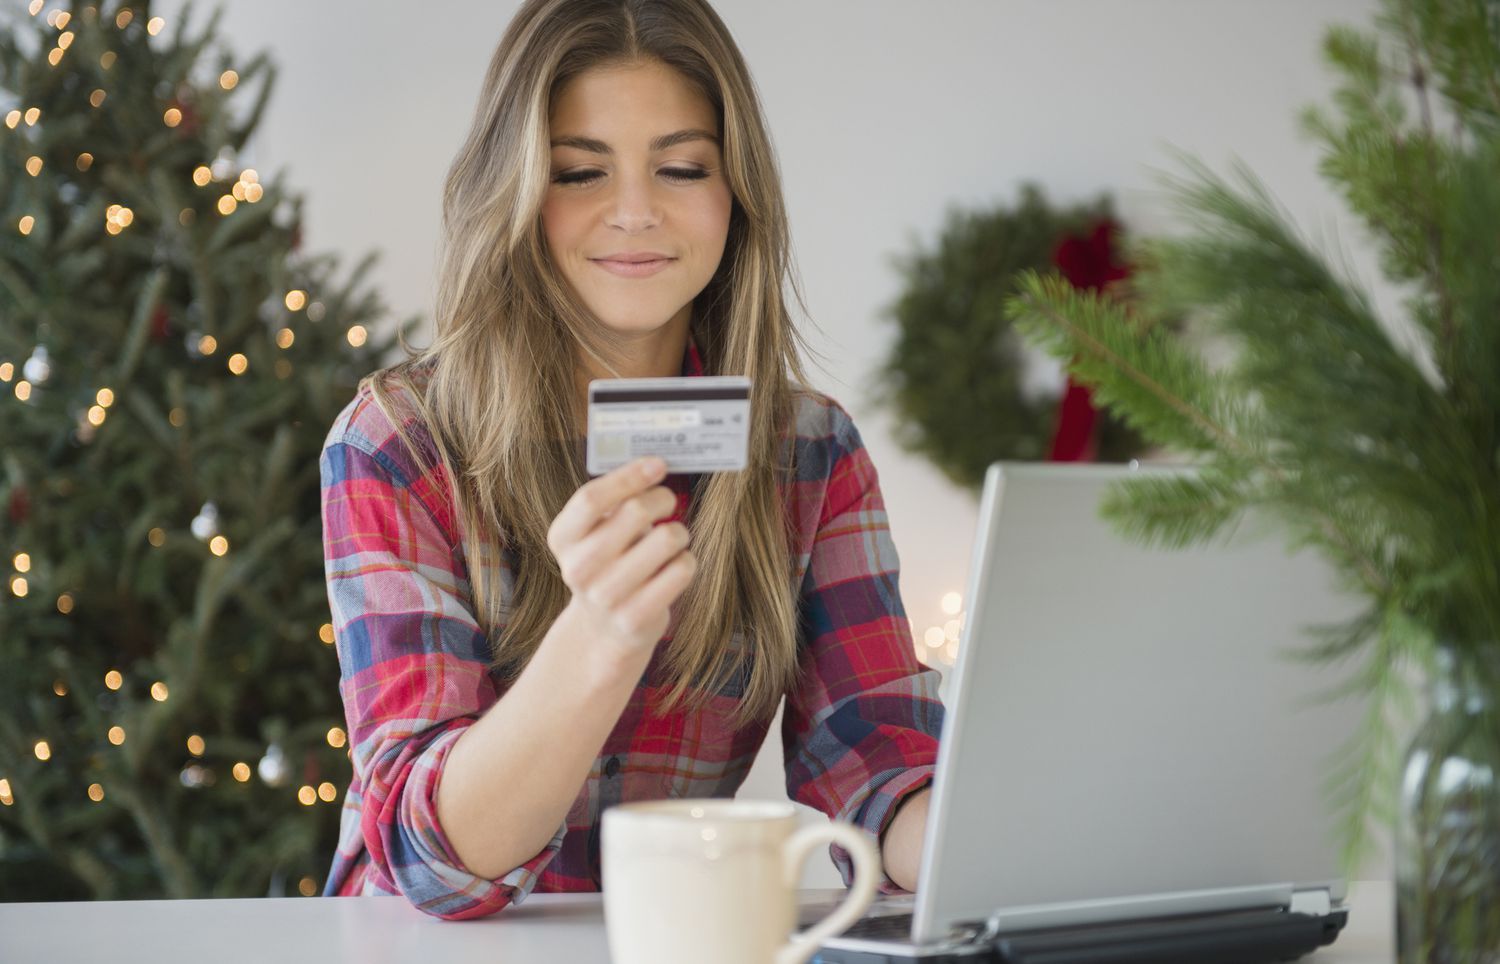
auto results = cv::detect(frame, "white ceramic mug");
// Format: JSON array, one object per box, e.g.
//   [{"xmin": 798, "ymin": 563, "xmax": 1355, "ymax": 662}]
[{"xmin": 601, "ymin": 798, "xmax": 881, "ymax": 964}]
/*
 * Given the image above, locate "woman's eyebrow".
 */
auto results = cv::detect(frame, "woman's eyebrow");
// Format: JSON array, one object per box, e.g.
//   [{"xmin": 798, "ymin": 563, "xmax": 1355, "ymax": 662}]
[{"xmin": 549, "ymin": 128, "xmax": 720, "ymax": 154}]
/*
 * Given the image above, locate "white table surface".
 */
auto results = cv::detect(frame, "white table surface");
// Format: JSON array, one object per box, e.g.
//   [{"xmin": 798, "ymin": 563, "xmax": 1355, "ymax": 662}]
[{"xmin": 0, "ymin": 881, "xmax": 1395, "ymax": 963}]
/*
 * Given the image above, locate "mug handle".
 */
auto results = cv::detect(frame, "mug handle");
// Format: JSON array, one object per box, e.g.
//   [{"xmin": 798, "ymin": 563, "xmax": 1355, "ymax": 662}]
[{"xmin": 775, "ymin": 820, "xmax": 881, "ymax": 964}]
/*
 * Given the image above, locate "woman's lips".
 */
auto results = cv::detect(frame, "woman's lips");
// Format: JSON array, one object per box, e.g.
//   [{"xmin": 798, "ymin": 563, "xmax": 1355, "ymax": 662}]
[{"xmin": 590, "ymin": 257, "xmax": 676, "ymax": 278}]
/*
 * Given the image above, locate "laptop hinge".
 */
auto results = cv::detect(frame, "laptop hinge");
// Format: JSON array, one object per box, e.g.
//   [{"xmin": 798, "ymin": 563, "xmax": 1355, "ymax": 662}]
[
  {"xmin": 1289, "ymin": 889, "xmax": 1331, "ymax": 916},
  {"xmin": 970, "ymin": 883, "xmax": 1294, "ymax": 935}
]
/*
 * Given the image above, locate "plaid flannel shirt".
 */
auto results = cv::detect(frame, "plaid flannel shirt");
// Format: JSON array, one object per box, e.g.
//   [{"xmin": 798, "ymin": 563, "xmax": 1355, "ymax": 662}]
[{"xmin": 318, "ymin": 337, "xmax": 945, "ymax": 919}]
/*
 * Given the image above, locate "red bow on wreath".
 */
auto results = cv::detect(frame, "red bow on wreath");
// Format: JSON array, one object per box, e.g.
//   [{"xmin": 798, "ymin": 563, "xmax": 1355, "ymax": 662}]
[{"xmin": 1047, "ymin": 218, "xmax": 1130, "ymax": 462}]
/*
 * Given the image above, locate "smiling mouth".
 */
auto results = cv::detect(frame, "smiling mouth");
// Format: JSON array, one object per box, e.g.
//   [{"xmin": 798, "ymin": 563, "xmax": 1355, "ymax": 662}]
[{"xmin": 590, "ymin": 258, "xmax": 677, "ymax": 277}]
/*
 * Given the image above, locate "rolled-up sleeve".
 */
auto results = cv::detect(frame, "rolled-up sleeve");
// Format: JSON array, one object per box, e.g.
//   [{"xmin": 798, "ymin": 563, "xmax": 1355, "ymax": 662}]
[
  {"xmin": 781, "ymin": 403, "xmax": 945, "ymax": 894},
  {"xmin": 321, "ymin": 418, "xmax": 563, "ymax": 919}
]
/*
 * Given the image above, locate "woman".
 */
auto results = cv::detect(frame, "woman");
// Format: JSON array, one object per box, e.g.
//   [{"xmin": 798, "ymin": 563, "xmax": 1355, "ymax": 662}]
[{"xmin": 319, "ymin": 0, "xmax": 943, "ymax": 920}]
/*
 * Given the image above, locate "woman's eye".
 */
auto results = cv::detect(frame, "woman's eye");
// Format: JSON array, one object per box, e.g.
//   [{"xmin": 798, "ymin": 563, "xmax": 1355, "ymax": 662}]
[{"xmin": 552, "ymin": 168, "xmax": 709, "ymax": 186}]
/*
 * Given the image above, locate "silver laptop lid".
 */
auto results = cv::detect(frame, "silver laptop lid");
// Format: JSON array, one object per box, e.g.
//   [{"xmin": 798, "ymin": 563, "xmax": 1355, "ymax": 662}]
[{"xmin": 911, "ymin": 463, "xmax": 1363, "ymax": 944}]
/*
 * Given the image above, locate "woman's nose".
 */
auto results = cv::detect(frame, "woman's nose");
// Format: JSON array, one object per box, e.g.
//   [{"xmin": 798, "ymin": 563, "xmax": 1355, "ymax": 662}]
[{"xmin": 604, "ymin": 172, "xmax": 662, "ymax": 232}]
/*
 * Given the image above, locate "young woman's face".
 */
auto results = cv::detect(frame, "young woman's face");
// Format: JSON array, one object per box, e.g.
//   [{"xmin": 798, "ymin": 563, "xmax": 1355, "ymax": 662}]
[{"xmin": 542, "ymin": 59, "xmax": 733, "ymax": 338}]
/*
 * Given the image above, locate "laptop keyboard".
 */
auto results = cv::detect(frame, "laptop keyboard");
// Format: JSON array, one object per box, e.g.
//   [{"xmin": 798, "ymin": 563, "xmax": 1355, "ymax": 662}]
[{"xmin": 839, "ymin": 912, "xmax": 915, "ymax": 942}]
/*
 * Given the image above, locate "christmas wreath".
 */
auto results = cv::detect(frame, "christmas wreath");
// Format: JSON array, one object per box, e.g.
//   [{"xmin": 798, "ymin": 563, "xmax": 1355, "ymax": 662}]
[{"xmin": 871, "ymin": 183, "xmax": 1154, "ymax": 493}]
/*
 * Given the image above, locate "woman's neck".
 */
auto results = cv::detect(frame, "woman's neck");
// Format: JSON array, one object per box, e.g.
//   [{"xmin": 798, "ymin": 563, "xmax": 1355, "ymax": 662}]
[{"xmin": 571, "ymin": 313, "xmax": 692, "ymax": 435}]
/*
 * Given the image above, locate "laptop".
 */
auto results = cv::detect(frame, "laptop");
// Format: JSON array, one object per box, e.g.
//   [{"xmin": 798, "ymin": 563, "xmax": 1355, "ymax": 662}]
[{"xmin": 810, "ymin": 462, "xmax": 1366, "ymax": 963}]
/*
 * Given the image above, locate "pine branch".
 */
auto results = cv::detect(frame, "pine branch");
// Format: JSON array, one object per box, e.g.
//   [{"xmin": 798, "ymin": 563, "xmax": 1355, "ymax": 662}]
[
  {"xmin": 1005, "ymin": 272, "xmax": 1250, "ymax": 457},
  {"xmin": 1318, "ymin": 605, "xmax": 1426, "ymax": 874},
  {"xmin": 1097, "ymin": 470, "xmax": 1252, "ymax": 550}
]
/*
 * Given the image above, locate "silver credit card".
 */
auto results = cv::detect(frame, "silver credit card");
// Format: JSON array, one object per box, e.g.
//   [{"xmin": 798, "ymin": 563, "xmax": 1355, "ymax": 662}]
[{"xmin": 586, "ymin": 375, "xmax": 751, "ymax": 475}]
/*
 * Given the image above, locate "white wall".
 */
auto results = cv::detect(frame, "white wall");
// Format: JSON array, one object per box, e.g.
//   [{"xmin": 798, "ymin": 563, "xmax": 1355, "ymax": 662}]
[{"xmin": 153, "ymin": 0, "xmax": 1399, "ymax": 888}]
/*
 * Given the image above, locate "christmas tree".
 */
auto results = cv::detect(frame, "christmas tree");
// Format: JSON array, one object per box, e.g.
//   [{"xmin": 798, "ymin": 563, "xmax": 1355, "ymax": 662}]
[{"xmin": 0, "ymin": 0, "xmax": 415, "ymax": 899}]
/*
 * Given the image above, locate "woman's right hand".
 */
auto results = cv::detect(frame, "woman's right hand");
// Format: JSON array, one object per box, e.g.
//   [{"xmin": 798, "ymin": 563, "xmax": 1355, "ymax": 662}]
[{"xmin": 546, "ymin": 456, "xmax": 697, "ymax": 663}]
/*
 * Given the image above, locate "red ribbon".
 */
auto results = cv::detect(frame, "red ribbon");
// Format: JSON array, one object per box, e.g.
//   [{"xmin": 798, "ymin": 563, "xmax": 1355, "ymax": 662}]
[{"xmin": 1047, "ymin": 218, "xmax": 1130, "ymax": 462}]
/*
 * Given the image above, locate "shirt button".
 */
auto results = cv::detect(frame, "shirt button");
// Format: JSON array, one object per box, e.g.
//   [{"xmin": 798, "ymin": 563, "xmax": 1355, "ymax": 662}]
[{"xmin": 604, "ymin": 756, "xmax": 621, "ymax": 778}]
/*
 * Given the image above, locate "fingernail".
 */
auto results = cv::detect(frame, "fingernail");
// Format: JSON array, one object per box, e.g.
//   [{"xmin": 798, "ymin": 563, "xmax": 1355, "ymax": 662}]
[{"xmin": 641, "ymin": 457, "xmax": 666, "ymax": 479}]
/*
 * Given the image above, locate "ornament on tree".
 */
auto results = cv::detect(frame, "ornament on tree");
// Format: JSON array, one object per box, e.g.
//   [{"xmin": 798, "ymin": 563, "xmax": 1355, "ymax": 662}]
[
  {"xmin": 22, "ymin": 345, "xmax": 51, "ymax": 384},
  {"xmin": 73, "ymin": 411, "xmax": 98, "ymax": 445},
  {"xmin": 6, "ymin": 486, "xmax": 29, "ymax": 525},
  {"xmin": 209, "ymin": 150, "xmax": 236, "ymax": 181},
  {"xmin": 179, "ymin": 764, "xmax": 214, "ymax": 788},
  {"xmin": 150, "ymin": 305, "xmax": 171, "ymax": 343},
  {"xmin": 172, "ymin": 98, "xmax": 200, "ymax": 138},
  {"xmin": 189, "ymin": 502, "xmax": 219, "ymax": 541},
  {"xmin": 257, "ymin": 743, "xmax": 290, "ymax": 787}
]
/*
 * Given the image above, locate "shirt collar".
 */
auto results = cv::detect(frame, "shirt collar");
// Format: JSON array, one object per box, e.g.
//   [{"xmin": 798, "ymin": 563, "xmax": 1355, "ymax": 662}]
[{"xmin": 681, "ymin": 333, "xmax": 705, "ymax": 377}]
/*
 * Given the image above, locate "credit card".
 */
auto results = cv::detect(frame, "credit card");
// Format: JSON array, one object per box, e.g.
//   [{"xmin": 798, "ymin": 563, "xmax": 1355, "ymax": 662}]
[{"xmin": 586, "ymin": 375, "xmax": 751, "ymax": 475}]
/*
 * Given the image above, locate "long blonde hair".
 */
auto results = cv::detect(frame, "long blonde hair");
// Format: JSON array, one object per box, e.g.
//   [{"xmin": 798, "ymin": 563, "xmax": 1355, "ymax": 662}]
[{"xmin": 365, "ymin": 0, "xmax": 822, "ymax": 727}]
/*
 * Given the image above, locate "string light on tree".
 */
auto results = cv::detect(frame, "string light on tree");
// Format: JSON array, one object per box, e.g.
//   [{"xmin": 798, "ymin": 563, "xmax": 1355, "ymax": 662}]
[{"xmin": 104, "ymin": 204, "xmax": 134, "ymax": 235}]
